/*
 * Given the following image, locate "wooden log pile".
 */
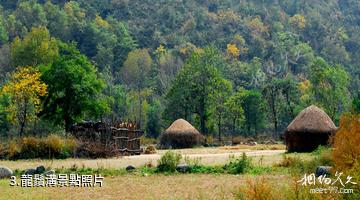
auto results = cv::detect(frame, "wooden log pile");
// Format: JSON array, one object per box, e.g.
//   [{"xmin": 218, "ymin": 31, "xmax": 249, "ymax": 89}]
[{"xmin": 70, "ymin": 121, "xmax": 143, "ymax": 155}]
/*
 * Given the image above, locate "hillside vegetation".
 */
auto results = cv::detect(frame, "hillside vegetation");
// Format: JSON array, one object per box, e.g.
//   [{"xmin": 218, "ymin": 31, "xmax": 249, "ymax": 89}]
[{"xmin": 0, "ymin": 0, "xmax": 359, "ymax": 139}]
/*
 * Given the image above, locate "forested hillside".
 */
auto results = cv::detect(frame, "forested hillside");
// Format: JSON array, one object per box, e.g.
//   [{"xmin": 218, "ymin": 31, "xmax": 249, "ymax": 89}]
[{"xmin": 0, "ymin": 0, "xmax": 359, "ymax": 139}]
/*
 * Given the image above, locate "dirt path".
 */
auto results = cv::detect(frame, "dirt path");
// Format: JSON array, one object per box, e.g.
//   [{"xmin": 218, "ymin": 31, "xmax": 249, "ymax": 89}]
[{"xmin": 0, "ymin": 150, "xmax": 285, "ymax": 170}]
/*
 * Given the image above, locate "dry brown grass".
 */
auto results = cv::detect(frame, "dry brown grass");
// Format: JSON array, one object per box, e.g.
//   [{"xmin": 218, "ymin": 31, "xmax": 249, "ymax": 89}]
[
  {"xmin": 0, "ymin": 174, "xmax": 276, "ymax": 200},
  {"xmin": 219, "ymin": 144, "xmax": 286, "ymax": 151}
]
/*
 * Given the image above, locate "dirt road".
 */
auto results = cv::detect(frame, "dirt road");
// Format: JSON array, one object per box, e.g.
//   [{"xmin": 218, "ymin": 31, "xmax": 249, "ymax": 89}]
[{"xmin": 0, "ymin": 149, "xmax": 286, "ymax": 170}]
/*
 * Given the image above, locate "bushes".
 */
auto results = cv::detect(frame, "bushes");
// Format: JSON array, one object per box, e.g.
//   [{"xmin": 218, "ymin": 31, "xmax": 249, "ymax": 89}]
[
  {"xmin": 234, "ymin": 177, "xmax": 276, "ymax": 200},
  {"xmin": 155, "ymin": 151, "xmax": 253, "ymax": 174},
  {"xmin": 332, "ymin": 114, "xmax": 360, "ymax": 195},
  {"xmin": 332, "ymin": 114, "xmax": 360, "ymax": 170},
  {"xmin": 0, "ymin": 135, "xmax": 77, "ymax": 159},
  {"xmin": 157, "ymin": 151, "xmax": 182, "ymax": 172},
  {"xmin": 144, "ymin": 145, "xmax": 156, "ymax": 154},
  {"xmin": 275, "ymin": 147, "xmax": 333, "ymax": 175},
  {"xmin": 0, "ymin": 134, "xmax": 121, "ymax": 159},
  {"xmin": 140, "ymin": 136, "xmax": 157, "ymax": 146},
  {"xmin": 225, "ymin": 153, "xmax": 252, "ymax": 174},
  {"xmin": 19, "ymin": 137, "xmax": 42, "ymax": 159}
]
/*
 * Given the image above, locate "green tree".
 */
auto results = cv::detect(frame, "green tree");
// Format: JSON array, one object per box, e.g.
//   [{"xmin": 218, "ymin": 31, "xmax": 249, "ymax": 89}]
[
  {"xmin": 239, "ymin": 89, "xmax": 266, "ymax": 135},
  {"xmin": 165, "ymin": 47, "xmax": 229, "ymax": 134},
  {"xmin": 11, "ymin": 27, "xmax": 59, "ymax": 67},
  {"xmin": 41, "ymin": 43, "xmax": 106, "ymax": 132},
  {"xmin": 120, "ymin": 49, "xmax": 152, "ymax": 128},
  {"xmin": 225, "ymin": 92, "xmax": 245, "ymax": 136},
  {"xmin": 0, "ymin": 15, "xmax": 8, "ymax": 44},
  {"xmin": 210, "ymin": 79, "xmax": 232, "ymax": 142},
  {"xmin": 308, "ymin": 58, "xmax": 350, "ymax": 121},
  {"xmin": 13, "ymin": 1, "xmax": 47, "ymax": 31},
  {"xmin": 146, "ymin": 100, "xmax": 162, "ymax": 138}
]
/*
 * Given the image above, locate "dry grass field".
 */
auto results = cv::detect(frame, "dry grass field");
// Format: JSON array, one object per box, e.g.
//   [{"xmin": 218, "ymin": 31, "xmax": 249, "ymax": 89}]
[
  {"xmin": 0, "ymin": 145, "xmax": 322, "ymax": 200},
  {"xmin": 0, "ymin": 174, "xmax": 290, "ymax": 200}
]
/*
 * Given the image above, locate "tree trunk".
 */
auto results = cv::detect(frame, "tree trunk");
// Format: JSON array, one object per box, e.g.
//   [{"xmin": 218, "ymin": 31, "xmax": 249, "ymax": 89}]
[
  {"xmin": 199, "ymin": 96, "xmax": 207, "ymax": 134},
  {"xmin": 138, "ymin": 88, "xmax": 142, "ymax": 129},
  {"xmin": 64, "ymin": 115, "xmax": 72, "ymax": 135},
  {"xmin": 19, "ymin": 99, "xmax": 28, "ymax": 137},
  {"xmin": 218, "ymin": 113, "xmax": 222, "ymax": 143}
]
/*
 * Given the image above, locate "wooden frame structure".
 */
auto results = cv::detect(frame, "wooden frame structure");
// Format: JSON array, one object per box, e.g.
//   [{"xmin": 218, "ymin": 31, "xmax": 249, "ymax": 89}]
[{"xmin": 112, "ymin": 122, "xmax": 143, "ymax": 155}]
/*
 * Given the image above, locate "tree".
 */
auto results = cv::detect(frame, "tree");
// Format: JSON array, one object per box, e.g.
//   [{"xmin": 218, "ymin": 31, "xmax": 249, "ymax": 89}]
[
  {"xmin": 120, "ymin": 49, "xmax": 152, "ymax": 128},
  {"xmin": 13, "ymin": 1, "xmax": 47, "ymax": 30},
  {"xmin": 308, "ymin": 58, "xmax": 350, "ymax": 121},
  {"xmin": 351, "ymin": 92, "xmax": 360, "ymax": 114},
  {"xmin": 112, "ymin": 21, "xmax": 138, "ymax": 70},
  {"xmin": 1, "ymin": 66, "xmax": 47, "ymax": 136},
  {"xmin": 11, "ymin": 27, "xmax": 59, "ymax": 67},
  {"xmin": 262, "ymin": 77, "xmax": 301, "ymax": 136},
  {"xmin": 239, "ymin": 89, "xmax": 266, "ymax": 135},
  {"xmin": 262, "ymin": 78, "xmax": 282, "ymax": 136},
  {"xmin": 289, "ymin": 14, "xmax": 306, "ymax": 30},
  {"xmin": 146, "ymin": 100, "xmax": 162, "ymax": 138},
  {"xmin": 225, "ymin": 92, "xmax": 245, "ymax": 136},
  {"xmin": 0, "ymin": 15, "xmax": 8, "ymax": 44},
  {"xmin": 210, "ymin": 78, "xmax": 232, "ymax": 142},
  {"xmin": 41, "ymin": 43, "xmax": 106, "ymax": 132},
  {"xmin": 165, "ymin": 47, "xmax": 229, "ymax": 134}
]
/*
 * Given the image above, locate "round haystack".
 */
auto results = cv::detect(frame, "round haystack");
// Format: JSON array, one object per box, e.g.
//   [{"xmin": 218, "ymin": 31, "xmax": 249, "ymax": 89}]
[
  {"xmin": 285, "ymin": 105, "xmax": 337, "ymax": 152},
  {"xmin": 160, "ymin": 119, "xmax": 204, "ymax": 148}
]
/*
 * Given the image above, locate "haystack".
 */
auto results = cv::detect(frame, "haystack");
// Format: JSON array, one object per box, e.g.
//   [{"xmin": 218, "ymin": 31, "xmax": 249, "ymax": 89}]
[
  {"xmin": 160, "ymin": 119, "xmax": 204, "ymax": 148},
  {"xmin": 284, "ymin": 105, "xmax": 337, "ymax": 152}
]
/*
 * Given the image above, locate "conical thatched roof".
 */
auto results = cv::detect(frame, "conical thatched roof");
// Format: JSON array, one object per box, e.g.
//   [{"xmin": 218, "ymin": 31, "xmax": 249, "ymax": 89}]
[
  {"xmin": 164, "ymin": 119, "xmax": 201, "ymax": 135},
  {"xmin": 286, "ymin": 105, "xmax": 337, "ymax": 134}
]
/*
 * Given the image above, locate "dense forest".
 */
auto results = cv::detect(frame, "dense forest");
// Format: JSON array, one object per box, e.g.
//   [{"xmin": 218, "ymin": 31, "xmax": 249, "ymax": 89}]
[{"xmin": 0, "ymin": 0, "xmax": 359, "ymax": 140}]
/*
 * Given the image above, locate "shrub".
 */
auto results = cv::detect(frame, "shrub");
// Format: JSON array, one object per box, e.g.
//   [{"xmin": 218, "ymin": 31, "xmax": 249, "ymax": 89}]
[
  {"xmin": 140, "ymin": 136, "xmax": 157, "ymax": 145},
  {"xmin": 275, "ymin": 155, "xmax": 304, "ymax": 168},
  {"xmin": 231, "ymin": 136, "xmax": 247, "ymax": 145},
  {"xmin": 144, "ymin": 145, "xmax": 156, "ymax": 154},
  {"xmin": 205, "ymin": 135, "xmax": 215, "ymax": 145},
  {"xmin": 63, "ymin": 137, "xmax": 77, "ymax": 157},
  {"xmin": 332, "ymin": 114, "xmax": 360, "ymax": 195},
  {"xmin": 19, "ymin": 137, "xmax": 43, "ymax": 158},
  {"xmin": 45, "ymin": 135, "xmax": 63, "ymax": 153},
  {"xmin": 276, "ymin": 151, "xmax": 334, "ymax": 175},
  {"xmin": 225, "ymin": 153, "xmax": 252, "ymax": 174},
  {"xmin": 234, "ymin": 177, "xmax": 276, "ymax": 200},
  {"xmin": 7, "ymin": 139, "xmax": 20, "ymax": 159},
  {"xmin": 332, "ymin": 114, "xmax": 360, "ymax": 170},
  {"xmin": 0, "ymin": 143, "xmax": 6, "ymax": 159},
  {"xmin": 157, "ymin": 151, "xmax": 182, "ymax": 172}
]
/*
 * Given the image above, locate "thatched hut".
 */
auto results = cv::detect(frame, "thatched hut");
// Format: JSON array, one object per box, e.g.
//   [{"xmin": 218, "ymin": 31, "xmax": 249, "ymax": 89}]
[
  {"xmin": 160, "ymin": 119, "xmax": 204, "ymax": 148},
  {"xmin": 284, "ymin": 105, "xmax": 337, "ymax": 152}
]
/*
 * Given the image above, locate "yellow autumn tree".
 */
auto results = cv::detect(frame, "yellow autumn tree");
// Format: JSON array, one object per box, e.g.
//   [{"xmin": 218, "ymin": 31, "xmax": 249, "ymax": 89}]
[
  {"xmin": 95, "ymin": 15, "xmax": 110, "ymax": 28},
  {"xmin": 155, "ymin": 44, "xmax": 167, "ymax": 56},
  {"xmin": 1, "ymin": 66, "xmax": 47, "ymax": 136},
  {"xmin": 298, "ymin": 79, "xmax": 312, "ymax": 103},
  {"xmin": 290, "ymin": 14, "xmax": 306, "ymax": 30},
  {"xmin": 227, "ymin": 43, "xmax": 240, "ymax": 58}
]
